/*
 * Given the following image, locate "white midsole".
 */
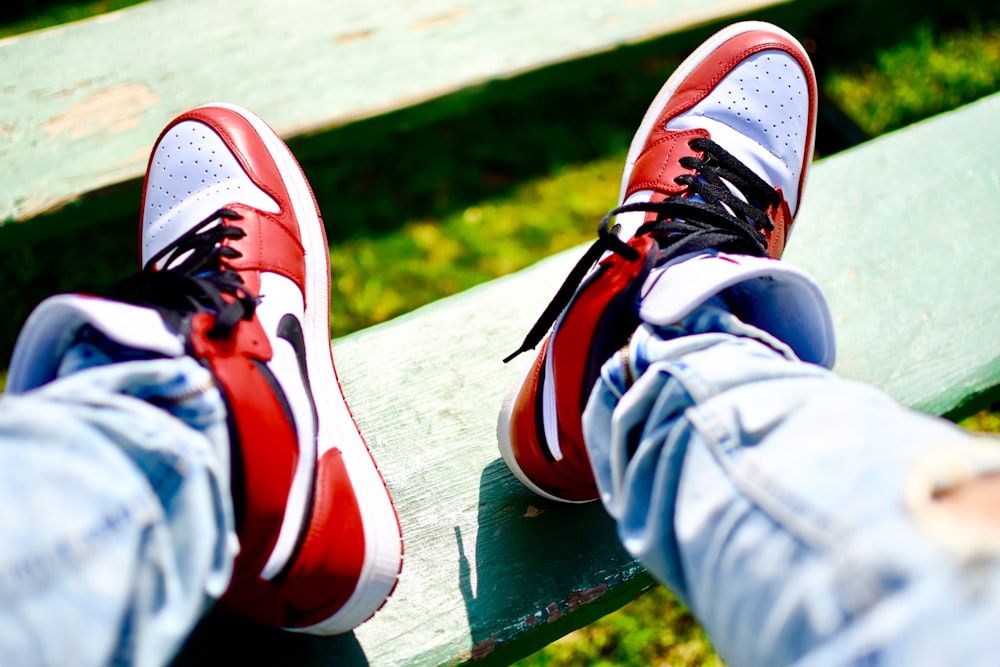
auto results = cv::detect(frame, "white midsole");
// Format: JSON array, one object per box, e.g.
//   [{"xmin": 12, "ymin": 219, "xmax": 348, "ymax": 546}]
[{"xmin": 496, "ymin": 351, "xmax": 594, "ymax": 506}]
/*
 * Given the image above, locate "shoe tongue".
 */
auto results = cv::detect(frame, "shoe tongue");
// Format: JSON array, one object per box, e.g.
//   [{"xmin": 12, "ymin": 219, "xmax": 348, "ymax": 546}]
[{"xmin": 6, "ymin": 295, "xmax": 185, "ymax": 393}]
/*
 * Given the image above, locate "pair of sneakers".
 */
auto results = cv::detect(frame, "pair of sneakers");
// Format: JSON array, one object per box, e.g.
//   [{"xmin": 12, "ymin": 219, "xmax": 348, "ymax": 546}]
[{"xmin": 6, "ymin": 20, "xmax": 834, "ymax": 633}]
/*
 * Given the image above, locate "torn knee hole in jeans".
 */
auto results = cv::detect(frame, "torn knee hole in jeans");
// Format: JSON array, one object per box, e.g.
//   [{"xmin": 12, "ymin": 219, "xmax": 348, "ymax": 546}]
[{"xmin": 906, "ymin": 440, "xmax": 1000, "ymax": 559}]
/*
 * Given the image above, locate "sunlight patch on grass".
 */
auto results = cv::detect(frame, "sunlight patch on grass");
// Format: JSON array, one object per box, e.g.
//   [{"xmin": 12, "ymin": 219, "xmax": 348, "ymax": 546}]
[
  {"xmin": 328, "ymin": 155, "xmax": 622, "ymax": 336},
  {"xmin": 825, "ymin": 24, "xmax": 1000, "ymax": 136},
  {"xmin": 960, "ymin": 409, "xmax": 1000, "ymax": 435},
  {"xmin": 515, "ymin": 586, "xmax": 723, "ymax": 667}
]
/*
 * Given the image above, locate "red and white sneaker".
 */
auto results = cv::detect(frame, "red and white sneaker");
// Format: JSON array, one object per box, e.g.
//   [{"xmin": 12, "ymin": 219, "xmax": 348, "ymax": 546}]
[
  {"xmin": 140, "ymin": 104, "xmax": 403, "ymax": 632},
  {"xmin": 498, "ymin": 22, "xmax": 834, "ymax": 503},
  {"xmin": 9, "ymin": 104, "xmax": 403, "ymax": 633}
]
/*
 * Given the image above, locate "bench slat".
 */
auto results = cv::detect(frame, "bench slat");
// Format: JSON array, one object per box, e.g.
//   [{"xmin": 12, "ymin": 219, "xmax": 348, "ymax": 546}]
[{"xmin": 1, "ymin": 0, "xmax": 786, "ymax": 226}]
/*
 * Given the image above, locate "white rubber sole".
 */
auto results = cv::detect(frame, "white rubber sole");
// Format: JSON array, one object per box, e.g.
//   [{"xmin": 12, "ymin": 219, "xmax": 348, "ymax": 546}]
[{"xmin": 496, "ymin": 348, "xmax": 595, "ymax": 506}]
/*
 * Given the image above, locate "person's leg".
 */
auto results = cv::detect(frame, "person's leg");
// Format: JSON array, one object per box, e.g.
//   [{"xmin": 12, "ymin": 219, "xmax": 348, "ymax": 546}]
[
  {"xmin": 584, "ymin": 309, "xmax": 1000, "ymax": 666},
  {"xmin": 0, "ymin": 357, "xmax": 236, "ymax": 667}
]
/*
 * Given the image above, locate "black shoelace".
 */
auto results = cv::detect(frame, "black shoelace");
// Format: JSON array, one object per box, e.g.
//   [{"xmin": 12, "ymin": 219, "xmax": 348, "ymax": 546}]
[
  {"xmin": 504, "ymin": 138, "xmax": 779, "ymax": 363},
  {"xmin": 110, "ymin": 208, "xmax": 257, "ymax": 339}
]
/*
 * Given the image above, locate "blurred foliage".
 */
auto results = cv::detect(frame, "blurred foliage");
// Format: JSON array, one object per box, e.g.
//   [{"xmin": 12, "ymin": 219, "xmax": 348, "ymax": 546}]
[
  {"xmin": 825, "ymin": 23, "xmax": 1000, "ymax": 136},
  {"xmin": 311, "ymin": 9, "xmax": 1000, "ymax": 339},
  {"xmin": 517, "ymin": 586, "xmax": 722, "ymax": 667},
  {"xmin": 3, "ymin": 2, "xmax": 999, "ymax": 356},
  {"xmin": 960, "ymin": 406, "xmax": 1000, "ymax": 434},
  {"xmin": 0, "ymin": 0, "xmax": 147, "ymax": 38},
  {"xmin": 326, "ymin": 157, "xmax": 620, "ymax": 335}
]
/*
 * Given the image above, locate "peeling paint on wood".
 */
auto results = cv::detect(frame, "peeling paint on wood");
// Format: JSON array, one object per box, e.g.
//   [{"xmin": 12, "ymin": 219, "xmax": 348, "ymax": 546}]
[
  {"xmin": 567, "ymin": 584, "xmax": 609, "ymax": 611},
  {"xmin": 524, "ymin": 504, "xmax": 545, "ymax": 518},
  {"xmin": 411, "ymin": 7, "xmax": 470, "ymax": 31},
  {"xmin": 470, "ymin": 633, "xmax": 497, "ymax": 660},
  {"xmin": 334, "ymin": 29, "xmax": 374, "ymax": 46},
  {"xmin": 42, "ymin": 83, "xmax": 160, "ymax": 140}
]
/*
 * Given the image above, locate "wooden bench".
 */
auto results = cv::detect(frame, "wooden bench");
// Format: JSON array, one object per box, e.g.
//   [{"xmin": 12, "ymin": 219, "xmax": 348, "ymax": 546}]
[
  {"xmin": 3, "ymin": 2, "xmax": 998, "ymax": 666},
  {"xmin": 176, "ymin": 92, "xmax": 1000, "ymax": 665}
]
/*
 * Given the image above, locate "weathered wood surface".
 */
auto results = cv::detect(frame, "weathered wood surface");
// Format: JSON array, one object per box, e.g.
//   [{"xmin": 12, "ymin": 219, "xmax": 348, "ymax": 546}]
[
  {"xmin": 0, "ymin": 0, "xmax": 788, "ymax": 227},
  {"xmin": 178, "ymin": 94, "xmax": 1000, "ymax": 666}
]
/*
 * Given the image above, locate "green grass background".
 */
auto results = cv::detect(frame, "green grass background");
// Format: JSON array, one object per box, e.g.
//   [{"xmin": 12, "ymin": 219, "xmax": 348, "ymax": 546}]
[{"xmin": 2, "ymin": 1, "xmax": 999, "ymax": 665}]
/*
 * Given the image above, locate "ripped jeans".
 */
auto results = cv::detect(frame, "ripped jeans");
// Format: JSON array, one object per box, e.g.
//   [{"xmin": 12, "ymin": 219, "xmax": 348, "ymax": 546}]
[
  {"xmin": 584, "ymin": 306, "xmax": 1000, "ymax": 666},
  {"xmin": 0, "ymin": 358, "xmax": 237, "ymax": 667}
]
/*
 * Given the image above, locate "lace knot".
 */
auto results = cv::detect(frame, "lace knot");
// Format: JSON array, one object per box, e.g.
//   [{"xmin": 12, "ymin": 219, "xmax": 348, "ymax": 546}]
[{"xmin": 503, "ymin": 138, "xmax": 784, "ymax": 363}]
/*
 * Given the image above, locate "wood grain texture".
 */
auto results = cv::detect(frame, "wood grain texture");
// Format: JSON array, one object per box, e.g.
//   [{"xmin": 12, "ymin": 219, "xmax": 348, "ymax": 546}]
[{"xmin": 0, "ymin": 0, "xmax": 785, "ymax": 225}]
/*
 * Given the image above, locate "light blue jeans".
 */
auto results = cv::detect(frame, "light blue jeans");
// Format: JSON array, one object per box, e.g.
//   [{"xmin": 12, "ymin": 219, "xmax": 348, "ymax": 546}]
[
  {"xmin": 0, "ymin": 358, "xmax": 237, "ymax": 667},
  {"xmin": 4, "ymin": 307, "xmax": 999, "ymax": 667},
  {"xmin": 584, "ymin": 305, "xmax": 1000, "ymax": 666}
]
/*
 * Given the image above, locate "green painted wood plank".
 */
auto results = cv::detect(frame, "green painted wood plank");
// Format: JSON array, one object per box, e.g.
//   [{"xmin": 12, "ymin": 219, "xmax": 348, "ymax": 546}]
[
  {"xmin": 0, "ymin": 0, "xmax": 788, "ymax": 226},
  {"xmin": 785, "ymin": 91, "xmax": 1000, "ymax": 417},
  {"xmin": 272, "ymin": 94, "xmax": 996, "ymax": 666}
]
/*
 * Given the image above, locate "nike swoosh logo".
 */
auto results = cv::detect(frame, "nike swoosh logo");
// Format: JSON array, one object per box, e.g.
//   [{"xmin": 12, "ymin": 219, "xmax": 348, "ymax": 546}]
[
  {"xmin": 277, "ymin": 313, "xmax": 318, "ymax": 435},
  {"xmin": 268, "ymin": 313, "xmax": 319, "ymax": 586}
]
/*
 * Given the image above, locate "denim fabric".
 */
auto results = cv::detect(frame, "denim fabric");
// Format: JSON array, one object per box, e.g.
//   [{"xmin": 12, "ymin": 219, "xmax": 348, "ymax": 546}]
[
  {"xmin": 584, "ymin": 305, "xmax": 1000, "ymax": 666},
  {"xmin": 0, "ymin": 358, "xmax": 237, "ymax": 667}
]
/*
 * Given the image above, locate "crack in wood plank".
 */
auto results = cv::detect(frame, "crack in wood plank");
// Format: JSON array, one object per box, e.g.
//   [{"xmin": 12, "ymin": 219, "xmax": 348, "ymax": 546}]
[
  {"xmin": 411, "ymin": 7, "xmax": 469, "ymax": 31},
  {"xmin": 334, "ymin": 28, "xmax": 374, "ymax": 46}
]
